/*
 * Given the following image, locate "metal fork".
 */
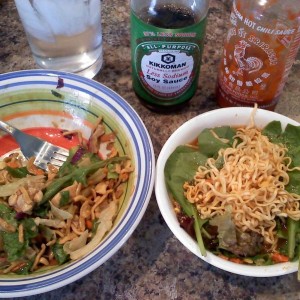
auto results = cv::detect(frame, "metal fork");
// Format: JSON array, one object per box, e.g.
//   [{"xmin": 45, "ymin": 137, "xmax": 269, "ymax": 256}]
[{"xmin": 0, "ymin": 120, "xmax": 69, "ymax": 170}]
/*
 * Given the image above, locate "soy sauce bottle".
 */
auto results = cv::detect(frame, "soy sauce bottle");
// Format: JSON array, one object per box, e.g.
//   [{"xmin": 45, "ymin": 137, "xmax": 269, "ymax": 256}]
[{"xmin": 130, "ymin": 0, "xmax": 209, "ymax": 111}]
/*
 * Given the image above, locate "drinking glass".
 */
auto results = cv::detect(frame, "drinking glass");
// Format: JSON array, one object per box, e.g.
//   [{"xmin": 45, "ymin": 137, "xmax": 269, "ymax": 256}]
[{"xmin": 14, "ymin": 0, "xmax": 103, "ymax": 78}]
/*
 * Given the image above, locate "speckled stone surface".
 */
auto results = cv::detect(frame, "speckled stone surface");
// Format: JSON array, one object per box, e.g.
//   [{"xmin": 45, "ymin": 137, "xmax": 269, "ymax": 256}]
[{"xmin": 1, "ymin": 0, "xmax": 300, "ymax": 299}]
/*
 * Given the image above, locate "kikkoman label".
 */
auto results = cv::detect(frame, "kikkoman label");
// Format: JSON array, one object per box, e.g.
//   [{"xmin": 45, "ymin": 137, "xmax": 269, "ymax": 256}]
[{"xmin": 135, "ymin": 42, "xmax": 199, "ymax": 98}]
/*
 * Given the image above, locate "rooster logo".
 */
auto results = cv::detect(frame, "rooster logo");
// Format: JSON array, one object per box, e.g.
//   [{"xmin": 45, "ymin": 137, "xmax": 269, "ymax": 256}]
[{"xmin": 233, "ymin": 40, "xmax": 263, "ymax": 76}]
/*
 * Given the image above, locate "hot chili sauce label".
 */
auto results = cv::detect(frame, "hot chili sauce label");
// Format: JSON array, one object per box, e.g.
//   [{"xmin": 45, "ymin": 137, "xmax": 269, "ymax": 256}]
[
  {"xmin": 217, "ymin": 0, "xmax": 300, "ymax": 109},
  {"xmin": 131, "ymin": 11, "xmax": 207, "ymax": 106}
]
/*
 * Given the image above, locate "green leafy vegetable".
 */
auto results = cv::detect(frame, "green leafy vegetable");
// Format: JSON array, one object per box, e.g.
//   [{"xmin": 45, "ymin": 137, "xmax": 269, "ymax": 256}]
[
  {"xmin": 0, "ymin": 217, "xmax": 38, "ymax": 262},
  {"xmin": 262, "ymin": 120, "xmax": 283, "ymax": 144},
  {"xmin": 262, "ymin": 121, "xmax": 300, "ymax": 194},
  {"xmin": 164, "ymin": 145, "xmax": 207, "ymax": 216},
  {"xmin": 5, "ymin": 166, "xmax": 29, "ymax": 178},
  {"xmin": 41, "ymin": 156, "xmax": 127, "ymax": 204},
  {"xmin": 21, "ymin": 218, "xmax": 38, "ymax": 240},
  {"xmin": 33, "ymin": 202, "xmax": 50, "ymax": 217},
  {"xmin": 164, "ymin": 145, "xmax": 209, "ymax": 256},
  {"xmin": 92, "ymin": 218, "xmax": 100, "ymax": 235},
  {"xmin": 2, "ymin": 232, "xmax": 26, "ymax": 261},
  {"xmin": 59, "ymin": 191, "xmax": 70, "ymax": 207},
  {"xmin": 15, "ymin": 260, "xmax": 34, "ymax": 275},
  {"xmin": 107, "ymin": 164, "xmax": 118, "ymax": 179},
  {"xmin": 252, "ymin": 254, "xmax": 273, "ymax": 266},
  {"xmin": 164, "ymin": 127, "xmax": 237, "ymax": 257},
  {"xmin": 39, "ymin": 226, "xmax": 55, "ymax": 242},
  {"xmin": 51, "ymin": 243, "xmax": 69, "ymax": 265},
  {"xmin": 57, "ymin": 146, "xmax": 81, "ymax": 177},
  {"xmin": 197, "ymin": 126, "xmax": 236, "ymax": 157},
  {"xmin": 192, "ymin": 206, "xmax": 207, "ymax": 256},
  {"xmin": 0, "ymin": 204, "xmax": 17, "ymax": 228}
]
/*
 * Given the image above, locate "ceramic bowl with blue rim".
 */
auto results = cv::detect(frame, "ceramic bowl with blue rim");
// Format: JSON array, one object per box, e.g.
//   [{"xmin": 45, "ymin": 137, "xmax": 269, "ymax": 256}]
[{"xmin": 0, "ymin": 70, "xmax": 155, "ymax": 297}]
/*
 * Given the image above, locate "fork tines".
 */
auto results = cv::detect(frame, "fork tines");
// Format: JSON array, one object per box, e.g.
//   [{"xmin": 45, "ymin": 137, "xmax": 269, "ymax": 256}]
[
  {"xmin": 34, "ymin": 143, "xmax": 69, "ymax": 170},
  {"xmin": 50, "ymin": 148, "xmax": 70, "ymax": 167}
]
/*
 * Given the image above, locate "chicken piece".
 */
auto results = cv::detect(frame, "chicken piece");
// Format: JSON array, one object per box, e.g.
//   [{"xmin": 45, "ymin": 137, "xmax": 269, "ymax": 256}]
[
  {"xmin": 0, "ymin": 169, "xmax": 13, "ymax": 184},
  {"xmin": 8, "ymin": 192, "xmax": 33, "ymax": 213},
  {"xmin": 8, "ymin": 187, "xmax": 43, "ymax": 214},
  {"xmin": 28, "ymin": 188, "xmax": 43, "ymax": 203},
  {"xmin": 88, "ymin": 118, "xmax": 105, "ymax": 154}
]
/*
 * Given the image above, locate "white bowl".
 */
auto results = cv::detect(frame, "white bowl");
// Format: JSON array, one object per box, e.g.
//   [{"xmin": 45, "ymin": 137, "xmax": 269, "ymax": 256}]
[
  {"xmin": 155, "ymin": 107, "xmax": 299, "ymax": 277},
  {"xmin": 0, "ymin": 70, "xmax": 155, "ymax": 297}
]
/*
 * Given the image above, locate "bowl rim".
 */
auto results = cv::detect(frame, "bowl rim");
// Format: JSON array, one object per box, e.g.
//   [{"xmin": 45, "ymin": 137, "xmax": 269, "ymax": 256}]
[
  {"xmin": 155, "ymin": 107, "xmax": 299, "ymax": 277},
  {"xmin": 0, "ymin": 69, "xmax": 155, "ymax": 297}
]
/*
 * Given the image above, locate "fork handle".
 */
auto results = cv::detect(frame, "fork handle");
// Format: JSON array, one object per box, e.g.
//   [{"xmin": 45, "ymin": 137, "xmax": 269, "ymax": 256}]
[{"xmin": 0, "ymin": 120, "xmax": 18, "ymax": 136}]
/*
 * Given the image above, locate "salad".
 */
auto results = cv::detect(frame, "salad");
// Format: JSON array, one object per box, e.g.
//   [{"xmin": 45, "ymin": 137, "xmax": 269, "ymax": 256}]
[{"xmin": 0, "ymin": 117, "xmax": 133, "ymax": 274}]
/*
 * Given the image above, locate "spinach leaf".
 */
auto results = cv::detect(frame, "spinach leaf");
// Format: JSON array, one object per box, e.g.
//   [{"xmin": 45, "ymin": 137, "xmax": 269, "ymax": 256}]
[
  {"xmin": 282, "ymin": 124, "xmax": 300, "ymax": 169},
  {"xmin": 262, "ymin": 120, "xmax": 284, "ymax": 144},
  {"xmin": 282, "ymin": 123, "xmax": 300, "ymax": 149},
  {"xmin": 197, "ymin": 126, "xmax": 236, "ymax": 157},
  {"xmin": 263, "ymin": 122, "xmax": 300, "ymax": 194},
  {"xmin": 286, "ymin": 170, "xmax": 300, "ymax": 195},
  {"xmin": 164, "ymin": 145, "xmax": 207, "ymax": 216}
]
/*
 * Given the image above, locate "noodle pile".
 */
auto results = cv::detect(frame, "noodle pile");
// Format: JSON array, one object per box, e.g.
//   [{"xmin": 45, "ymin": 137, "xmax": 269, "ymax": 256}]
[{"xmin": 184, "ymin": 122, "xmax": 300, "ymax": 250}]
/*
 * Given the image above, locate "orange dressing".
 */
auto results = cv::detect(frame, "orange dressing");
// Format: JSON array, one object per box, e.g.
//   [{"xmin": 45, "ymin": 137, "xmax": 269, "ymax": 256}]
[{"xmin": 0, "ymin": 128, "xmax": 81, "ymax": 157}]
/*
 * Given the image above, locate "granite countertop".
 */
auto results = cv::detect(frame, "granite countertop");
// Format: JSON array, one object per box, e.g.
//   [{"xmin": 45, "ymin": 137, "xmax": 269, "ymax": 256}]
[{"xmin": 1, "ymin": 0, "xmax": 300, "ymax": 299}]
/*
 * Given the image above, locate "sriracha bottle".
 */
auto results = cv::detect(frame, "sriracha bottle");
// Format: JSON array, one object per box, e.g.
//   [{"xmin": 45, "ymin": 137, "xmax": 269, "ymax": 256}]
[{"xmin": 216, "ymin": 0, "xmax": 300, "ymax": 110}]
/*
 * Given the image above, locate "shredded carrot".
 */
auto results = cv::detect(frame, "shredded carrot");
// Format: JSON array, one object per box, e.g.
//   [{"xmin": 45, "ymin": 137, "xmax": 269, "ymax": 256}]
[
  {"xmin": 100, "ymin": 133, "xmax": 115, "ymax": 143},
  {"xmin": 229, "ymin": 257, "xmax": 244, "ymax": 264},
  {"xmin": 6, "ymin": 161, "xmax": 20, "ymax": 168},
  {"xmin": 10, "ymin": 262, "xmax": 27, "ymax": 272},
  {"xmin": 218, "ymin": 254, "xmax": 229, "ymax": 261},
  {"xmin": 48, "ymin": 258, "xmax": 58, "ymax": 266},
  {"xmin": 85, "ymin": 219, "xmax": 93, "ymax": 230},
  {"xmin": 31, "ymin": 168, "xmax": 44, "ymax": 176},
  {"xmin": 271, "ymin": 253, "xmax": 289, "ymax": 263}
]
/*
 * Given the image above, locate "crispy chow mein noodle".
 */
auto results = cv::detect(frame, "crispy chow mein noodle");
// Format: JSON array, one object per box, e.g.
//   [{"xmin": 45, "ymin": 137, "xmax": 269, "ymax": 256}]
[
  {"xmin": 0, "ymin": 117, "xmax": 133, "ymax": 274},
  {"xmin": 184, "ymin": 118, "xmax": 300, "ymax": 251}
]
